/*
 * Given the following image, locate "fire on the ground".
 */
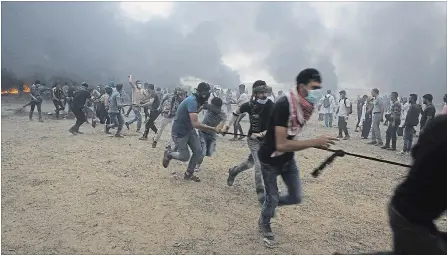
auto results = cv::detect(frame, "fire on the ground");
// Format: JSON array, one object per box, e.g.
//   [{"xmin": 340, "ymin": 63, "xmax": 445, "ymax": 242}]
[{"xmin": 1, "ymin": 84, "xmax": 31, "ymax": 95}]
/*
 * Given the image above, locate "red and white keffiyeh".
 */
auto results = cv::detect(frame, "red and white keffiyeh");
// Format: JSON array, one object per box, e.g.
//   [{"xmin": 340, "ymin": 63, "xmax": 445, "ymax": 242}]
[{"xmin": 271, "ymin": 87, "xmax": 314, "ymax": 157}]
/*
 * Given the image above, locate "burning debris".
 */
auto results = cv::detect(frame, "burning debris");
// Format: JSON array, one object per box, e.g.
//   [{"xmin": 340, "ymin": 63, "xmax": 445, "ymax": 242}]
[{"xmin": 1, "ymin": 84, "xmax": 30, "ymax": 95}]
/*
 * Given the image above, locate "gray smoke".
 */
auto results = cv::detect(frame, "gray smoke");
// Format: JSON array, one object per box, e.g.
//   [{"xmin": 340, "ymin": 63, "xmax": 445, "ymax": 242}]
[
  {"xmin": 333, "ymin": 2, "xmax": 447, "ymax": 99},
  {"xmin": 1, "ymin": 2, "xmax": 241, "ymax": 87},
  {"xmin": 254, "ymin": 2, "xmax": 338, "ymax": 91}
]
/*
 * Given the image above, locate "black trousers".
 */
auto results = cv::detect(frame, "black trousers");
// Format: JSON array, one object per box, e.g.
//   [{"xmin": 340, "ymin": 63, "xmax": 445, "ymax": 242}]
[
  {"xmin": 29, "ymin": 101, "xmax": 42, "ymax": 120},
  {"xmin": 338, "ymin": 116, "xmax": 349, "ymax": 137},
  {"xmin": 143, "ymin": 106, "xmax": 149, "ymax": 121},
  {"xmin": 389, "ymin": 204, "xmax": 447, "ymax": 255},
  {"xmin": 71, "ymin": 107, "xmax": 86, "ymax": 131},
  {"xmin": 143, "ymin": 110, "xmax": 160, "ymax": 137},
  {"xmin": 362, "ymin": 116, "xmax": 372, "ymax": 138},
  {"xmin": 385, "ymin": 121, "xmax": 400, "ymax": 149},
  {"xmin": 52, "ymin": 99, "xmax": 65, "ymax": 118}
]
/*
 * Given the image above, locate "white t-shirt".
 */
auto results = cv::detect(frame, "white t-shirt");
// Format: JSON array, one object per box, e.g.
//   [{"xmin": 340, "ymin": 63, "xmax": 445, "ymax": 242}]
[
  {"xmin": 337, "ymin": 98, "xmax": 352, "ymax": 117},
  {"xmin": 237, "ymin": 93, "xmax": 249, "ymax": 106}
]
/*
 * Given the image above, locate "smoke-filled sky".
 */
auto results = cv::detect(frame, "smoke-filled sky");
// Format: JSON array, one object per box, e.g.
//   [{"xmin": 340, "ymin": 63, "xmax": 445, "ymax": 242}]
[{"xmin": 1, "ymin": 1, "xmax": 446, "ymax": 96}]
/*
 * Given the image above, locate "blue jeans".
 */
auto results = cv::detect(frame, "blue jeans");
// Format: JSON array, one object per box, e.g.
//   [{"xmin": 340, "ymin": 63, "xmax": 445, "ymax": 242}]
[
  {"xmin": 108, "ymin": 112, "xmax": 124, "ymax": 134},
  {"xmin": 324, "ymin": 113, "xmax": 333, "ymax": 127},
  {"xmin": 170, "ymin": 130, "xmax": 203, "ymax": 172},
  {"xmin": 199, "ymin": 131, "xmax": 216, "ymax": 158},
  {"xmin": 126, "ymin": 106, "xmax": 142, "ymax": 131},
  {"xmin": 260, "ymin": 160, "xmax": 302, "ymax": 225}
]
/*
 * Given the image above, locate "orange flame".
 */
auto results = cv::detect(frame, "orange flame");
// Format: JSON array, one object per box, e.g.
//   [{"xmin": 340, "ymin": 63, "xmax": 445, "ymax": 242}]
[
  {"xmin": 23, "ymin": 84, "xmax": 31, "ymax": 93},
  {"xmin": 1, "ymin": 88, "xmax": 19, "ymax": 95}
]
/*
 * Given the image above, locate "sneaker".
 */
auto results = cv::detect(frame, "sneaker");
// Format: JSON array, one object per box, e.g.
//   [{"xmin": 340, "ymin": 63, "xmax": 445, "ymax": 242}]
[
  {"xmin": 368, "ymin": 141, "xmax": 377, "ymax": 145},
  {"xmin": 38, "ymin": 118, "xmax": 44, "ymax": 123},
  {"xmin": 397, "ymin": 150, "xmax": 406, "ymax": 155},
  {"xmin": 105, "ymin": 125, "xmax": 111, "ymax": 134},
  {"xmin": 343, "ymin": 136, "xmax": 350, "ymax": 140},
  {"xmin": 162, "ymin": 150, "xmax": 172, "ymax": 168},
  {"xmin": 114, "ymin": 133, "xmax": 124, "ymax": 138},
  {"xmin": 228, "ymin": 137, "xmax": 238, "ymax": 141},
  {"xmin": 387, "ymin": 148, "xmax": 396, "ymax": 151},
  {"xmin": 91, "ymin": 120, "xmax": 97, "ymax": 128},
  {"xmin": 68, "ymin": 128, "xmax": 78, "ymax": 135},
  {"xmin": 125, "ymin": 122, "xmax": 130, "ymax": 130},
  {"xmin": 139, "ymin": 136, "xmax": 148, "ymax": 141},
  {"xmin": 336, "ymin": 135, "xmax": 343, "ymax": 139},
  {"xmin": 152, "ymin": 140, "xmax": 157, "ymax": 148},
  {"xmin": 76, "ymin": 131, "xmax": 84, "ymax": 134},
  {"xmin": 381, "ymin": 145, "xmax": 390, "ymax": 149},
  {"xmin": 227, "ymin": 167, "xmax": 237, "ymax": 186},
  {"xmin": 184, "ymin": 172, "xmax": 200, "ymax": 182},
  {"xmin": 376, "ymin": 142, "xmax": 384, "ymax": 146},
  {"xmin": 258, "ymin": 220, "xmax": 275, "ymax": 248}
]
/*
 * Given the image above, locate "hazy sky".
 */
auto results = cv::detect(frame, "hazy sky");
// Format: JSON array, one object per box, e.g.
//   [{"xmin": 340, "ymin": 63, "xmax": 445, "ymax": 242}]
[{"xmin": 2, "ymin": 1, "xmax": 446, "ymax": 96}]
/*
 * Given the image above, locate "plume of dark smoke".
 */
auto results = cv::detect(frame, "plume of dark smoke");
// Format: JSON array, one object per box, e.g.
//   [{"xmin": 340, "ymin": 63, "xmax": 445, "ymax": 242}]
[
  {"xmin": 254, "ymin": 2, "xmax": 338, "ymax": 91},
  {"xmin": 1, "ymin": 2, "xmax": 241, "ymax": 88},
  {"xmin": 333, "ymin": 2, "xmax": 447, "ymax": 100}
]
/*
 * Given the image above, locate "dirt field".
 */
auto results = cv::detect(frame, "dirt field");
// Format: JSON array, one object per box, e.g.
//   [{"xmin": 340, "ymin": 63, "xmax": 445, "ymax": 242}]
[{"xmin": 1, "ymin": 98, "xmax": 444, "ymax": 254}]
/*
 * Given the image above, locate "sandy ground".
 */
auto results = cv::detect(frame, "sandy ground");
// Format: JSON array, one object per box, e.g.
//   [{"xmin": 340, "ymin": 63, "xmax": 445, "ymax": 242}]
[{"xmin": 1, "ymin": 98, "xmax": 445, "ymax": 255}]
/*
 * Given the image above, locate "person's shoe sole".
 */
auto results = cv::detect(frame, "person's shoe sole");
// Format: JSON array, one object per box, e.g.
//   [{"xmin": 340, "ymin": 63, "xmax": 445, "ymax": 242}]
[{"xmin": 68, "ymin": 129, "xmax": 77, "ymax": 135}]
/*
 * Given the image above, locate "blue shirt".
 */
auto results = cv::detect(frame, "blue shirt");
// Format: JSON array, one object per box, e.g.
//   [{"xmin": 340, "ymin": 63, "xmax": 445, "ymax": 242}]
[{"xmin": 172, "ymin": 95, "xmax": 199, "ymax": 137}]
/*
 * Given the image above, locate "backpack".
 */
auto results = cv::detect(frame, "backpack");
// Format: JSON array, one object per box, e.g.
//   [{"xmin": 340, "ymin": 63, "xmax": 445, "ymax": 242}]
[
  {"xmin": 339, "ymin": 98, "xmax": 352, "ymax": 115},
  {"xmin": 323, "ymin": 95, "xmax": 331, "ymax": 108}
]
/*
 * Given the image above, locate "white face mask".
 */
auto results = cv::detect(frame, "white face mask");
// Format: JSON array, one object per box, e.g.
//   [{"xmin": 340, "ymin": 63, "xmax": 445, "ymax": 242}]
[{"xmin": 256, "ymin": 98, "xmax": 268, "ymax": 104}]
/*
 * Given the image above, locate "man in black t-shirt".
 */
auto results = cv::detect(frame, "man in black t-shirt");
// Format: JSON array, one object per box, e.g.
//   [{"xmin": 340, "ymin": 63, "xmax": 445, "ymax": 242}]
[
  {"xmin": 256, "ymin": 68, "xmax": 337, "ymax": 247},
  {"xmin": 420, "ymin": 94, "xmax": 436, "ymax": 132},
  {"xmin": 68, "ymin": 83, "xmax": 91, "ymax": 135},
  {"xmin": 389, "ymin": 114, "xmax": 447, "ymax": 254},
  {"xmin": 222, "ymin": 80, "xmax": 275, "ymax": 204}
]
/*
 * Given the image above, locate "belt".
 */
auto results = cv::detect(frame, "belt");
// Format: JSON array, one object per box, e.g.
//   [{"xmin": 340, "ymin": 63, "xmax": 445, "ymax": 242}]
[{"xmin": 373, "ymin": 112, "xmax": 381, "ymax": 114}]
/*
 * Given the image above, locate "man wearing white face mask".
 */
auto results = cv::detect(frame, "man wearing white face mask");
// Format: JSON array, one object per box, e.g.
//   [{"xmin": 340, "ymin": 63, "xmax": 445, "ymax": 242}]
[
  {"xmin": 222, "ymin": 80, "xmax": 275, "ymax": 204},
  {"xmin": 336, "ymin": 90, "xmax": 352, "ymax": 140},
  {"xmin": 124, "ymin": 75, "xmax": 148, "ymax": 132}
]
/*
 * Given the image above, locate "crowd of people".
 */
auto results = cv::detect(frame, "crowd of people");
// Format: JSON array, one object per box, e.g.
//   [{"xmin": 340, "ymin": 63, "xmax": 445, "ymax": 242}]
[
  {"xmin": 316, "ymin": 87, "xmax": 447, "ymax": 156},
  {"xmin": 20, "ymin": 69, "xmax": 446, "ymax": 253}
]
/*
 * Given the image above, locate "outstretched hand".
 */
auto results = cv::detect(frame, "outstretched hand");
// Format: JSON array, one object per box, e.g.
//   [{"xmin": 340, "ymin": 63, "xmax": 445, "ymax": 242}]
[{"xmin": 314, "ymin": 136, "xmax": 338, "ymax": 149}]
